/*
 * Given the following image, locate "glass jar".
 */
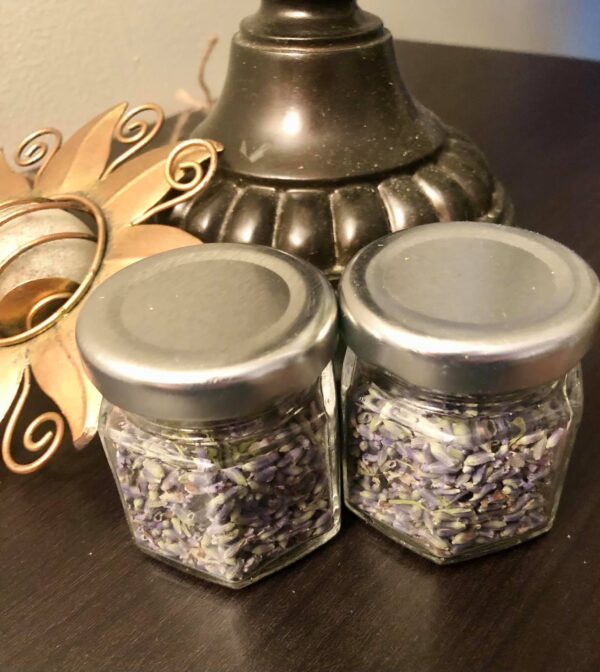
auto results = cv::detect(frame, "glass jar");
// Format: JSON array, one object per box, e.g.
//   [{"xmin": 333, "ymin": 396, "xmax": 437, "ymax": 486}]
[
  {"xmin": 77, "ymin": 243, "xmax": 340, "ymax": 587},
  {"xmin": 342, "ymin": 355, "xmax": 582, "ymax": 563},
  {"xmin": 99, "ymin": 370, "xmax": 338, "ymax": 587},
  {"xmin": 340, "ymin": 222, "xmax": 600, "ymax": 563}
]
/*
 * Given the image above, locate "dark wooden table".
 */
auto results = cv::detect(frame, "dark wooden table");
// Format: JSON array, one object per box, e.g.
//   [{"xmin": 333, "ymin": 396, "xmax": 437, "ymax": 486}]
[{"xmin": 2, "ymin": 42, "xmax": 600, "ymax": 672}]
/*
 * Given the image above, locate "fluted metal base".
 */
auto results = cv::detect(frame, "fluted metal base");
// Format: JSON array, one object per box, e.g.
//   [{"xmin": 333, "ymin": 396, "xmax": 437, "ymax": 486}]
[{"xmin": 173, "ymin": 124, "xmax": 512, "ymax": 280}]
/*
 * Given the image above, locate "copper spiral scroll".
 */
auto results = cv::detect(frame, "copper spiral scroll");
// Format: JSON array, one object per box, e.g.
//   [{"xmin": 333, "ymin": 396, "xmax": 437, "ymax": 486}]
[
  {"xmin": 1, "ymin": 367, "xmax": 64, "ymax": 475},
  {"xmin": 14, "ymin": 128, "xmax": 63, "ymax": 177},
  {"xmin": 132, "ymin": 139, "xmax": 221, "ymax": 224},
  {"xmin": 104, "ymin": 104, "xmax": 165, "ymax": 176}
]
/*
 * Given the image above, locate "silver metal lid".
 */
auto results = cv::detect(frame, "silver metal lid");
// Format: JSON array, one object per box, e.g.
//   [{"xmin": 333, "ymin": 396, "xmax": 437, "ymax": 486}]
[
  {"xmin": 77, "ymin": 243, "xmax": 337, "ymax": 421},
  {"xmin": 340, "ymin": 222, "xmax": 600, "ymax": 394}
]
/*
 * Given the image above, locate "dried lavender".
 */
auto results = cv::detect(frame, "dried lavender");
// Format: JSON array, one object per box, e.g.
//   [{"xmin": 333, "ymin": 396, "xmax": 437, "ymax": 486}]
[
  {"xmin": 103, "ymin": 392, "xmax": 339, "ymax": 585},
  {"xmin": 344, "ymin": 370, "xmax": 581, "ymax": 562}
]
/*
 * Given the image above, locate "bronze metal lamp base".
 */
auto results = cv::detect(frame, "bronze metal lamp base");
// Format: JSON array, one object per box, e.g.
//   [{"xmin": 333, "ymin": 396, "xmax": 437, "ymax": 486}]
[{"xmin": 174, "ymin": 0, "xmax": 512, "ymax": 279}]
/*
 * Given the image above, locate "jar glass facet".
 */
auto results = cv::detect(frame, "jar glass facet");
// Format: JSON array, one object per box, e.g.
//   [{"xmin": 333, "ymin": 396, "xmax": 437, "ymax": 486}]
[
  {"xmin": 342, "ymin": 351, "xmax": 583, "ymax": 563},
  {"xmin": 100, "ymin": 364, "xmax": 340, "ymax": 588}
]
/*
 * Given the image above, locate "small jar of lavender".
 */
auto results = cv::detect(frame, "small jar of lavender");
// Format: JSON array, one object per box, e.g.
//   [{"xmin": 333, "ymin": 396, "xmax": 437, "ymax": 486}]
[
  {"xmin": 77, "ymin": 243, "xmax": 340, "ymax": 588},
  {"xmin": 340, "ymin": 222, "xmax": 599, "ymax": 564}
]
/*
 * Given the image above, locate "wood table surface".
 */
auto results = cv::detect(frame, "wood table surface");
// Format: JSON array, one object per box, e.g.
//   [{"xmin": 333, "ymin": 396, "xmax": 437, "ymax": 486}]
[{"xmin": 1, "ymin": 41, "xmax": 600, "ymax": 672}]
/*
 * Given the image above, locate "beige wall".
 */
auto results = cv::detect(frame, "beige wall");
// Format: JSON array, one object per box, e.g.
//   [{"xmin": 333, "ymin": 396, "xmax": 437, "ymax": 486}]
[{"xmin": 0, "ymin": 0, "xmax": 597, "ymax": 152}]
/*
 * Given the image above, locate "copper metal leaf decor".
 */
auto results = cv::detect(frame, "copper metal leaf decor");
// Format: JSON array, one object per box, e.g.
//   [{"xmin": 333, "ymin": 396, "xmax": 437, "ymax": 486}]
[{"xmin": 0, "ymin": 102, "xmax": 223, "ymax": 475}]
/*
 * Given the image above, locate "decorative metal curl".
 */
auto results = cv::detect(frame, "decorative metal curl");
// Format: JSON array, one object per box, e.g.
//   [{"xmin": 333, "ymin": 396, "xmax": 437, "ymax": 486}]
[
  {"xmin": 132, "ymin": 139, "xmax": 220, "ymax": 225},
  {"xmin": 0, "ymin": 198, "xmax": 50, "ymax": 225},
  {"xmin": 1, "ymin": 367, "xmax": 64, "ymax": 475},
  {"xmin": 14, "ymin": 128, "xmax": 63, "ymax": 178},
  {"xmin": 25, "ymin": 291, "xmax": 74, "ymax": 331},
  {"xmin": 104, "ymin": 104, "xmax": 165, "ymax": 176}
]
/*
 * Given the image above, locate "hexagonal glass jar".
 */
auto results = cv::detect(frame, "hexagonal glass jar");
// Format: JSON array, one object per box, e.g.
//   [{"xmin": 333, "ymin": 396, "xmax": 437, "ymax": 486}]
[
  {"xmin": 78, "ymin": 243, "xmax": 340, "ymax": 587},
  {"xmin": 339, "ymin": 222, "xmax": 599, "ymax": 563},
  {"xmin": 342, "ymin": 354, "xmax": 582, "ymax": 563},
  {"xmin": 99, "ymin": 367, "xmax": 339, "ymax": 586}
]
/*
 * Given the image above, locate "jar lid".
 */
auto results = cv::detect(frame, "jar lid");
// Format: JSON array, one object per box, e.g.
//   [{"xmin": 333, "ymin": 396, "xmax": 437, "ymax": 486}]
[
  {"xmin": 77, "ymin": 243, "xmax": 337, "ymax": 421},
  {"xmin": 340, "ymin": 222, "xmax": 600, "ymax": 394}
]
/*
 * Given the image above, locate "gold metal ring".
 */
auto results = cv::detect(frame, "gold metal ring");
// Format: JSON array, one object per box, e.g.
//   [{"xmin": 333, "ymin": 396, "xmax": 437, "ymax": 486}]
[{"xmin": 0, "ymin": 194, "xmax": 107, "ymax": 347}]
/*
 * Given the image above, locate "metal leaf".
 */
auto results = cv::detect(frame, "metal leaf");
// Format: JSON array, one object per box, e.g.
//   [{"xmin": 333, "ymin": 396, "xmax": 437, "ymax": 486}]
[
  {"xmin": 102, "ymin": 224, "xmax": 201, "ymax": 276},
  {"xmin": 91, "ymin": 145, "xmax": 175, "ymax": 229},
  {"xmin": 0, "ymin": 150, "xmax": 31, "ymax": 201},
  {"xmin": 34, "ymin": 103, "xmax": 127, "ymax": 195},
  {"xmin": 29, "ymin": 317, "xmax": 101, "ymax": 448}
]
